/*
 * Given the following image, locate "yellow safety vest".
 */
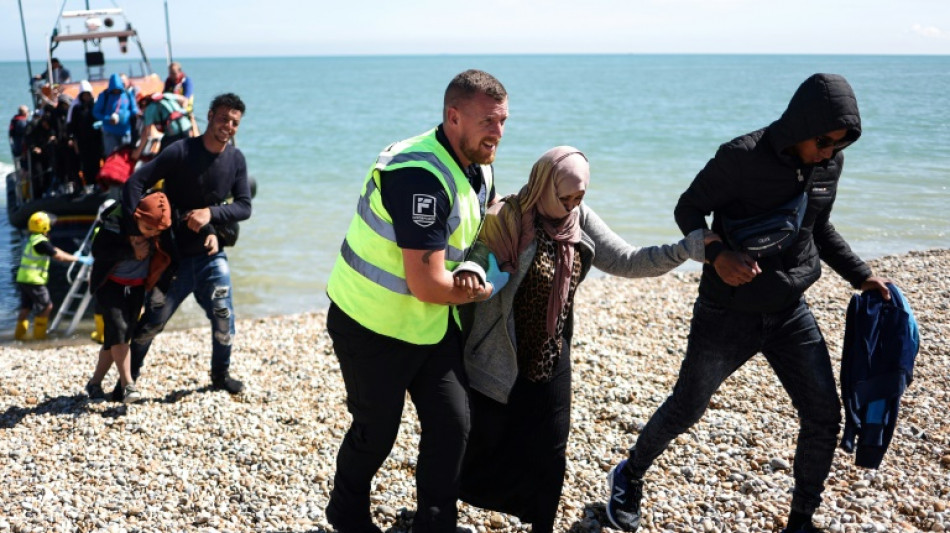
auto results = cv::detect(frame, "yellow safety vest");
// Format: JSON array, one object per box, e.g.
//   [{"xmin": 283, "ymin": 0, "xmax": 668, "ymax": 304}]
[
  {"xmin": 327, "ymin": 128, "xmax": 492, "ymax": 344},
  {"xmin": 16, "ymin": 233, "xmax": 51, "ymax": 285}
]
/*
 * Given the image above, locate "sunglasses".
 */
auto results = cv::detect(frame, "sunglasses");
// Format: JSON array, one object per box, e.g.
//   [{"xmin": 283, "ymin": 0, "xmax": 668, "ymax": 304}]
[{"xmin": 815, "ymin": 135, "xmax": 852, "ymax": 151}]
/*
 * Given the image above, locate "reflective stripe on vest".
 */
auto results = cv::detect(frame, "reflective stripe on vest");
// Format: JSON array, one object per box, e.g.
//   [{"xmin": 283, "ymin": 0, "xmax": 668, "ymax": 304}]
[
  {"xmin": 327, "ymin": 128, "xmax": 492, "ymax": 344},
  {"xmin": 16, "ymin": 234, "xmax": 51, "ymax": 285},
  {"xmin": 339, "ymin": 237, "xmax": 411, "ymax": 296},
  {"xmin": 356, "ymin": 151, "xmax": 474, "ymax": 263}
]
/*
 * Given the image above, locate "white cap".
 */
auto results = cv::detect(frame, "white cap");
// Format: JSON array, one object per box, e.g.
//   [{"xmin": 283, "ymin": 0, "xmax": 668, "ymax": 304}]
[{"xmin": 79, "ymin": 79, "xmax": 93, "ymax": 94}]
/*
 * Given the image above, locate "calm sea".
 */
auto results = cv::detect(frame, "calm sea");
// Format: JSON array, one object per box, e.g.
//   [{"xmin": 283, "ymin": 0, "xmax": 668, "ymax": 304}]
[{"xmin": 1, "ymin": 55, "xmax": 948, "ymax": 338}]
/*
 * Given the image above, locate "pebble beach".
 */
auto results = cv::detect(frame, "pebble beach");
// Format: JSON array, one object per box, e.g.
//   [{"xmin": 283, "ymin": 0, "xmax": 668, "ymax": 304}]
[{"xmin": 1, "ymin": 249, "xmax": 947, "ymax": 533}]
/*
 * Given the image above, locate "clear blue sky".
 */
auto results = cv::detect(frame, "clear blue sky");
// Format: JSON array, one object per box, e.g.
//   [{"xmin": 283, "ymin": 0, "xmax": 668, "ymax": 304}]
[{"xmin": 2, "ymin": 0, "xmax": 949, "ymax": 62}]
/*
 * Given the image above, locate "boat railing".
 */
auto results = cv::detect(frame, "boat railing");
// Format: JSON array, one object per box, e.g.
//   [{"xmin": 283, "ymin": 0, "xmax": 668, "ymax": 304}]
[
  {"xmin": 61, "ymin": 8, "xmax": 123, "ymax": 18},
  {"xmin": 52, "ymin": 29, "xmax": 137, "ymax": 43},
  {"xmin": 54, "ymin": 7, "xmax": 133, "ymax": 42},
  {"xmin": 41, "ymin": 4, "xmax": 155, "ymax": 92}
]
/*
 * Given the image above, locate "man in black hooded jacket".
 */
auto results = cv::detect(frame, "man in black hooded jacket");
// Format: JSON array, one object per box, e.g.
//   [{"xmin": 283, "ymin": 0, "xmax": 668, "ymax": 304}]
[{"xmin": 607, "ymin": 74, "xmax": 891, "ymax": 533}]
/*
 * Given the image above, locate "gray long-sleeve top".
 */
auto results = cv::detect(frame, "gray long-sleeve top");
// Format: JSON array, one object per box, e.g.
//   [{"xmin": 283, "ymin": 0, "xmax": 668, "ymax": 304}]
[{"xmin": 461, "ymin": 203, "xmax": 705, "ymax": 403}]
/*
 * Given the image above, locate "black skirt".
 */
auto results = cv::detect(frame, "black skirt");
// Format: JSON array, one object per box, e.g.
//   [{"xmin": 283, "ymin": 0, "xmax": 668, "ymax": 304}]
[{"xmin": 460, "ymin": 341, "xmax": 572, "ymax": 531}]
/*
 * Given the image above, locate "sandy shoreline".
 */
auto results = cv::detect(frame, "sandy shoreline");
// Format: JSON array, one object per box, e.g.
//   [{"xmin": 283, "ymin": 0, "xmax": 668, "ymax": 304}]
[{"xmin": 1, "ymin": 248, "xmax": 947, "ymax": 532}]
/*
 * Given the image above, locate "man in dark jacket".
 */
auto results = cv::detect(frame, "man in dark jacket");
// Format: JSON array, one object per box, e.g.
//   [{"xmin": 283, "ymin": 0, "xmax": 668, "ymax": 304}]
[
  {"xmin": 121, "ymin": 93, "xmax": 251, "ymax": 398},
  {"xmin": 607, "ymin": 74, "xmax": 891, "ymax": 533},
  {"xmin": 8, "ymin": 105, "xmax": 29, "ymax": 167},
  {"xmin": 23, "ymin": 108, "xmax": 57, "ymax": 197},
  {"xmin": 67, "ymin": 83, "xmax": 104, "ymax": 186}
]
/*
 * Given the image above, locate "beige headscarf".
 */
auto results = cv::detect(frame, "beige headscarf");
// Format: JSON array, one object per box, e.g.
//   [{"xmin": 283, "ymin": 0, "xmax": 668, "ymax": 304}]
[{"xmin": 480, "ymin": 146, "xmax": 590, "ymax": 335}]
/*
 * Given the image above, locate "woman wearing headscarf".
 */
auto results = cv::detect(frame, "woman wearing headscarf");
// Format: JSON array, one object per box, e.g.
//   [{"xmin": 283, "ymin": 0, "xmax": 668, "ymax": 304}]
[{"xmin": 457, "ymin": 146, "xmax": 716, "ymax": 531}]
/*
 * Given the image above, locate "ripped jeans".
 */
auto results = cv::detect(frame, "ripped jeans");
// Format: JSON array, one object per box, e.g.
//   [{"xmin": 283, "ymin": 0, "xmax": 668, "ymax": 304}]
[{"xmin": 130, "ymin": 251, "xmax": 235, "ymax": 379}]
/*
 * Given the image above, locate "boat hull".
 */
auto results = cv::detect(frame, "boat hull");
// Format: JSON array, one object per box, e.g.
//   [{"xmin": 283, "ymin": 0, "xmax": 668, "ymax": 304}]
[{"xmin": 6, "ymin": 170, "xmax": 117, "ymax": 230}]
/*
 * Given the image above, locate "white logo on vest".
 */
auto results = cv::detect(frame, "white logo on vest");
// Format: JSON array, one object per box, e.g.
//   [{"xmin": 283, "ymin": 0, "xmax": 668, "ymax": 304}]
[{"xmin": 412, "ymin": 194, "xmax": 437, "ymax": 228}]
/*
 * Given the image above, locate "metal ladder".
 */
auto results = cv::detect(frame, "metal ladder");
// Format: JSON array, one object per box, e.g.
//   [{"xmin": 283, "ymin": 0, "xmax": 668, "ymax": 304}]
[{"xmin": 49, "ymin": 199, "xmax": 115, "ymax": 336}]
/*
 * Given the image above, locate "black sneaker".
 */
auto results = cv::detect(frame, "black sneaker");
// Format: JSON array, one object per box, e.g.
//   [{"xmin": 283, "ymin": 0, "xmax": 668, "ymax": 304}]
[
  {"xmin": 210, "ymin": 371, "xmax": 245, "ymax": 394},
  {"xmin": 607, "ymin": 459, "xmax": 644, "ymax": 531},
  {"xmin": 110, "ymin": 379, "xmax": 125, "ymax": 402},
  {"xmin": 85, "ymin": 380, "xmax": 105, "ymax": 401}
]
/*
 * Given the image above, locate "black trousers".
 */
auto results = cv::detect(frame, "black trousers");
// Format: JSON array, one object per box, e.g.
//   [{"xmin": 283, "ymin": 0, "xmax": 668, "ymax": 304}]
[
  {"xmin": 326, "ymin": 303, "xmax": 470, "ymax": 533},
  {"xmin": 460, "ymin": 340, "xmax": 572, "ymax": 533},
  {"xmin": 628, "ymin": 297, "xmax": 840, "ymax": 515}
]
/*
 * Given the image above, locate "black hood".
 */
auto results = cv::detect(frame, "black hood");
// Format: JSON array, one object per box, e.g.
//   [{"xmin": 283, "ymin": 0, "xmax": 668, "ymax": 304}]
[{"xmin": 768, "ymin": 73, "xmax": 862, "ymax": 156}]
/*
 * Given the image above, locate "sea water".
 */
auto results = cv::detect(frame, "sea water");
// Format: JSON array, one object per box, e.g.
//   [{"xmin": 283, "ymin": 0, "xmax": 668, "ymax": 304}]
[{"xmin": 1, "ymin": 55, "xmax": 948, "ymax": 338}]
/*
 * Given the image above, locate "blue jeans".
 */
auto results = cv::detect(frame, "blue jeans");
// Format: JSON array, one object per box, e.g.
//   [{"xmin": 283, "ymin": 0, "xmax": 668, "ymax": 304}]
[
  {"xmin": 130, "ymin": 252, "xmax": 235, "ymax": 378},
  {"xmin": 629, "ymin": 296, "xmax": 840, "ymax": 515}
]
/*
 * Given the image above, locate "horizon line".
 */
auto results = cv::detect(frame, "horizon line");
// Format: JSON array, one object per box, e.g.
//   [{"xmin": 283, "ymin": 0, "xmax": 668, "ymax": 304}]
[{"xmin": 1, "ymin": 51, "xmax": 949, "ymax": 64}]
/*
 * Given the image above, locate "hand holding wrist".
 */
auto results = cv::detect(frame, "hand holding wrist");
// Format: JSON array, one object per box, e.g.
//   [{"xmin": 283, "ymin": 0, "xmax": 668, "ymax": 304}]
[{"xmin": 704, "ymin": 240, "xmax": 724, "ymax": 265}]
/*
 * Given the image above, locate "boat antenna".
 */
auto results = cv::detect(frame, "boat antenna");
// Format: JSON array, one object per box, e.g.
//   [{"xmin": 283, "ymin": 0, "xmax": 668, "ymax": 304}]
[
  {"xmin": 54, "ymin": 0, "xmax": 70, "ymax": 52},
  {"xmin": 17, "ymin": 0, "xmax": 35, "ymax": 94},
  {"xmin": 164, "ymin": 0, "xmax": 174, "ymax": 64}
]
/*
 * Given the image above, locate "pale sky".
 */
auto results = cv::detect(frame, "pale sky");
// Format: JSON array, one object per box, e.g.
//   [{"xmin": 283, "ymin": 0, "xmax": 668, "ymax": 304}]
[{"xmin": 1, "ymin": 0, "xmax": 948, "ymax": 62}]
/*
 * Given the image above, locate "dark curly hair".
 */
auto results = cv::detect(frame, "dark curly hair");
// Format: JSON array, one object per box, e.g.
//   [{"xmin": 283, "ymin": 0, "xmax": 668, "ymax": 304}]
[{"xmin": 208, "ymin": 93, "xmax": 246, "ymax": 116}]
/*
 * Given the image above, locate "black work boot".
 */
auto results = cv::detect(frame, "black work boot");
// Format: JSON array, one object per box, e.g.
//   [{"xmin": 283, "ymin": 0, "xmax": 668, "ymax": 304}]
[
  {"xmin": 210, "ymin": 370, "xmax": 245, "ymax": 394},
  {"xmin": 326, "ymin": 500, "xmax": 383, "ymax": 533}
]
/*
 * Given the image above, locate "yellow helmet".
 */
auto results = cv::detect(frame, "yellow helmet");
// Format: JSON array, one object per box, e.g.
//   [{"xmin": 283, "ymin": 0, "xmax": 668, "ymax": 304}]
[{"xmin": 28, "ymin": 211, "xmax": 51, "ymax": 234}]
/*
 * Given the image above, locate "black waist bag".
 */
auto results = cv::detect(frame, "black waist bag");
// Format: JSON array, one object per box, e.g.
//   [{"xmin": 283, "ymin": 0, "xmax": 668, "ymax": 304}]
[
  {"xmin": 210, "ymin": 195, "xmax": 241, "ymax": 247},
  {"xmin": 721, "ymin": 191, "xmax": 807, "ymax": 259},
  {"xmin": 213, "ymin": 220, "xmax": 240, "ymax": 247}
]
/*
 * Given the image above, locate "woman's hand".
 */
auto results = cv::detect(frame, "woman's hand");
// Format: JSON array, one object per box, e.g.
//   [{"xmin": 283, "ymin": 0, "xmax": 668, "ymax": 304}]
[{"xmin": 454, "ymin": 271, "xmax": 483, "ymax": 300}]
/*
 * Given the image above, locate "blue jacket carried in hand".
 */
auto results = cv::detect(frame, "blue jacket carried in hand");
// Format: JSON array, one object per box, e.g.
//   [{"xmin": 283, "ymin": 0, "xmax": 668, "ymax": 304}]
[{"xmin": 840, "ymin": 283, "xmax": 919, "ymax": 468}]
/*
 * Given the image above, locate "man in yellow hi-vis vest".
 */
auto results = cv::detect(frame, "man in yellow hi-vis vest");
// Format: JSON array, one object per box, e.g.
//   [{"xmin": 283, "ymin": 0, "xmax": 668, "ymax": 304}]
[{"xmin": 325, "ymin": 70, "xmax": 509, "ymax": 533}]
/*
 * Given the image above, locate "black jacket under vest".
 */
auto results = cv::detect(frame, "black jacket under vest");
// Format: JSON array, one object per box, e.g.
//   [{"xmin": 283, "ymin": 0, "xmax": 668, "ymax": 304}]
[{"xmin": 675, "ymin": 73, "xmax": 871, "ymax": 313}]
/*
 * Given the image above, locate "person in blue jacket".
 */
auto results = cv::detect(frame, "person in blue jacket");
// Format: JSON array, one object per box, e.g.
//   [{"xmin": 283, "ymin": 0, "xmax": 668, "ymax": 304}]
[
  {"xmin": 607, "ymin": 73, "xmax": 892, "ymax": 533},
  {"xmin": 93, "ymin": 73, "xmax": 139, "ymax": 156}
]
